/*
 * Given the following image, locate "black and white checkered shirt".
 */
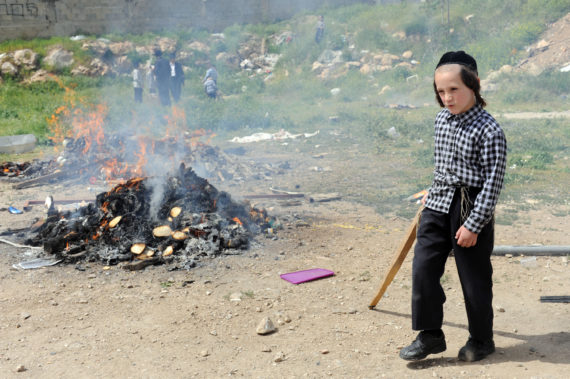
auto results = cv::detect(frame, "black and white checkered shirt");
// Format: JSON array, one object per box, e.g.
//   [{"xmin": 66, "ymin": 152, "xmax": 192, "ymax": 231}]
[{"xmin": 425, "ymin": 104, "xmax": 507, "ymax": 233}]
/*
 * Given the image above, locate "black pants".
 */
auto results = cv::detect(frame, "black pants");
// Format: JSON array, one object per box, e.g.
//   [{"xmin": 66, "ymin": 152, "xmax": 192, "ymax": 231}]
[
  {"xmin": 134, "ymin": 88, "xmax": 142, "ymax": 103},
  {"xmin": 411, "ymin": 188, "xmax": 494, "ymax": 342},
  {"xmin": 170, "ymin": 80, "xmax": 182, "ymax": 103},
  {"xmin": 157, "ymin": 83, "xmax": 171, "ymax": 106}
]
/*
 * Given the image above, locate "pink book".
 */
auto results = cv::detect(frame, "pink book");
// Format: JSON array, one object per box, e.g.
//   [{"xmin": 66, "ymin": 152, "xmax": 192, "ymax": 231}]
[{"xmin": 280, "ymin": 268, "xmax": 334, "ymax": 284}]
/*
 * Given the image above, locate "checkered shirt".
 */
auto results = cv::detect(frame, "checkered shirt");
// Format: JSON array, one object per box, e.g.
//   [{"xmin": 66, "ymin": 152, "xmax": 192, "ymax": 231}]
[{"xmin": 425, "ymin": 104, "xmax": 507, "ymax": 233}]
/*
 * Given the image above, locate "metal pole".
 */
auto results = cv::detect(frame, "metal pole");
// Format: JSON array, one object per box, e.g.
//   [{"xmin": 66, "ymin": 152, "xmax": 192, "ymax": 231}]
[{"xmin": 492, "ymin": 245, "xmax": 570, "ymax": 256}]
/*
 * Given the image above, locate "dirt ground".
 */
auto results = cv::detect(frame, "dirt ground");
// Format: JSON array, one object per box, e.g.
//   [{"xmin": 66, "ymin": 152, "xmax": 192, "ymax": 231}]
[{"xmin": 1, "ymin": 131, "xmax": 569, "ymax": 379}]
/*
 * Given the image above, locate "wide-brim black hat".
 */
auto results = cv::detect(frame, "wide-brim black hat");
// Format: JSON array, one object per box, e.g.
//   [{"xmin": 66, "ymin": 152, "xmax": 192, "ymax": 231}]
[{"xmin": 436, "ymin": 51, "xmax": 478, "ymax": 74}]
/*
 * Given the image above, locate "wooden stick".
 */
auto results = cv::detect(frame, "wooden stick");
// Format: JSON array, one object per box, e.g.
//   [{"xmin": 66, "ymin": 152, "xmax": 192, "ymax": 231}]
[
  {"xmin": 368, "ymin": 206, "xmax": 423, "ymax": 309},
  {"xmin": 12, "ymin": 170, "xmax": 66, "ymax": 189}
]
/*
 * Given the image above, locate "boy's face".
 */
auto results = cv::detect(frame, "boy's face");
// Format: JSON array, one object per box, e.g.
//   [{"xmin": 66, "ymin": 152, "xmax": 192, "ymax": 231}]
[{"xmin": 434, "ymin": 64, "xmax": 476, "ymax": 114}]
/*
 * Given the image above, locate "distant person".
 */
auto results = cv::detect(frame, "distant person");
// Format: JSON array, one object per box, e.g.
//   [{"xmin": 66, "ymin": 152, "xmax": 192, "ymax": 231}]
[
  {"xmin": 204, "ymin": 63, "xmax": 218, "ymax": 84},
  {"xmin": 315, "ymin": 15, "xmax": 325, "ymax": 44},
  {"xmin": 204, "ymin": 76, "xmax": 217, "ymax": 99},
  {"xmin": 132, "ymin": 60, "xmax": 143, "ymax": 103},
  {"xmin": 146, "ymin": 60, "xmax": 157, "ymax": 98},
  {"xmin": 169, "ymin": 52, "xmax": 185, "ymax": 103},
  {"xmin": 398, "ymin": 51, "xmax": 507, "ymax": 363},
  {"xmin": 153, "ymin": 49, "xmax": 171, "ymax": 106}
]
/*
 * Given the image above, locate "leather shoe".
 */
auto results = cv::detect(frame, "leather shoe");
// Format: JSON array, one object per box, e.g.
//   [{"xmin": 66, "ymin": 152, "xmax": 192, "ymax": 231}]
[
  {"xmin": 458, "ymin": 337, "xmax": 495, "ymax": 362},
  {"xmin": 399, "ymin": 330, "xmax": 446, "ymax": 361}
]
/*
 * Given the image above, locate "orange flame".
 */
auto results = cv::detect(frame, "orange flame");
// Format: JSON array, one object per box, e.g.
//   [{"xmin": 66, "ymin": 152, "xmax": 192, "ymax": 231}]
[{"xmin": 232, "ymin": 217, "xmax": 243, "ymax": 226}]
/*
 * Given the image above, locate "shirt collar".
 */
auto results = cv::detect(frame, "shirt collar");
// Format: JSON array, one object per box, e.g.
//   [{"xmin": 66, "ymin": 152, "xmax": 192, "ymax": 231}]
[{"xmin": 445, "ymin": 103, "xmax": 483, "ymax": 123}]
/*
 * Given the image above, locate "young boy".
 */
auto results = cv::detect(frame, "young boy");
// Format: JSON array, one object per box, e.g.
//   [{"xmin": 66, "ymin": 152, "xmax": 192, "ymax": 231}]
[{"xmin": 399, "ymin": 51, "xmax": 507, "ymax": 362}]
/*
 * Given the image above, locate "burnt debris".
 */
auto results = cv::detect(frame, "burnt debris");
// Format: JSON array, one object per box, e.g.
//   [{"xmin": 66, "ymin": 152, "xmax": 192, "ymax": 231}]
[{"xmin": 26, "ymin": 163, "xmax": 272, "ymax": 270}]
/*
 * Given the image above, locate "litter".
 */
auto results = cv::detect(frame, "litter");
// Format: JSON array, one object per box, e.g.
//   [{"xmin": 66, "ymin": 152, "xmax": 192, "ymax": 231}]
[
  {"xmin": 280, "ymin": 268, "xmax": 334, "ymax": 284},
  {"xmin": 230, "ymin": 129, "xmax": 319, "ymax": 144},
  {"xmin": 13, "ymin": 258, "xmax": 62, "ymax": 270},
  {"xmin": 8, "ymin": 206, "xmax": 23, "ymax": 214}
]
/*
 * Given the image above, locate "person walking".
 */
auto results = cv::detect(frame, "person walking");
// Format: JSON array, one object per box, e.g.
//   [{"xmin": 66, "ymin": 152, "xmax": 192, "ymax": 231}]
[
  {"xmin": 132, "ymin": 59, "xmax": 143, "ymax": 103},
  {"xmin": 315, "ymin": 15, "xmax": 325, "ymax": 44},
  {"xmin": 153, "ymin": 49, "xmax": 171, "ymax": 106},
  {"xmin": 399, "ymin": 51, "xmax": 507, "ymax": 363},
  {"xmin": 169, "ymin": 52, "xmax": 185, "ymax": 103}
]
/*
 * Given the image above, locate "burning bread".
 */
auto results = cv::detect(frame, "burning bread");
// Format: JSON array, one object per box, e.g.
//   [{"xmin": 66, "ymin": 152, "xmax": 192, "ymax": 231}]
[
  {"xmin": 130, "ymin": 243, "xmax": 146, "ymax": 255},
  {"xmin": 153, "ymin": 225, "xmax": 172, "ymax": 238}
]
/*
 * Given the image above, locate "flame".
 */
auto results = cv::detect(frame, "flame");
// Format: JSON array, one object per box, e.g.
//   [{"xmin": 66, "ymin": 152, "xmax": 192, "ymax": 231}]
[
  {"xmin": 232, "ymin": 217, "xmax": 243, "ymax": 226},
  {"xmin": 133, "ymin": 137, "xmax": 148, "ymax": 176}
]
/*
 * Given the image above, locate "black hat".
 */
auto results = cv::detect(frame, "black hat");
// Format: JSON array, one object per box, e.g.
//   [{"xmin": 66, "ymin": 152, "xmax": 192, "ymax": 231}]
[
  {"xmin": 436, "ymin": 51, "xmax": 478, "ymax": 74},
  {"xmin": 154, "ymin": 48, "xmax": 162, "ymax": 57}
]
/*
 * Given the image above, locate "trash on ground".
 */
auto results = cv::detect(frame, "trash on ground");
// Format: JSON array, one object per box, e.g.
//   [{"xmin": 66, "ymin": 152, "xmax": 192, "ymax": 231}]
[
  {"xmin": 230, "ymin": 129, "xmax": 319, "ymax": 144},
  {"xmin": 8, "ymin": 206, "xmax": 23, "ymax": 214},
  {"xmin": 280, "ymin": 268, "xmax": 334, "ymax": 284},
  {"xmin": 13, "ymin": 258, "xmax": 62, "ymax": 270}
]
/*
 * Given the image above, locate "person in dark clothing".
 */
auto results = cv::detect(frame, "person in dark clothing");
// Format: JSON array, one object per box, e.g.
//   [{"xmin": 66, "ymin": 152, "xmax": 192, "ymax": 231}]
[
  {"xmin": 169, "ymin": 52, "xmax": 185, "ymax": 103},
  {"xmin": 315, "ymin": 15, "xmax": 325, "ymax": 43},
  {"xmin": 153, "ymin": 49, "xmax": 171, "ymax": 106},
  {"xmin": 399, "ymin": 51, "xmax": 507, "ymax": 363}
]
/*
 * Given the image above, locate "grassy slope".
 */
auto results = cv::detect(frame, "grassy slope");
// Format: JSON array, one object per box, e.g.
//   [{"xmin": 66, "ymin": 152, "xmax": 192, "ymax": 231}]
[{"xmin": 0, "ymin": 0, "xmax": 569, "ymax": 215}]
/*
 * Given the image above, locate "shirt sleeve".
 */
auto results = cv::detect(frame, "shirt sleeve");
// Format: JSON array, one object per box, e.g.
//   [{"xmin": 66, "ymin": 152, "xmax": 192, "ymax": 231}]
[{"xmin": 464, "ymin": 128, "xmax": 507, "ymax": 233}]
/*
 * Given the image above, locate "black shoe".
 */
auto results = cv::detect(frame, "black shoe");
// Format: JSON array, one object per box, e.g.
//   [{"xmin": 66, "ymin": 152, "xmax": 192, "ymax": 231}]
[
  {"xmin": 399, "ymin": 330, "xmax": 447, "ymax": 361},
  {"xmin": 458, "ymin": 337, "xmax": 495, "ymax": 362}
]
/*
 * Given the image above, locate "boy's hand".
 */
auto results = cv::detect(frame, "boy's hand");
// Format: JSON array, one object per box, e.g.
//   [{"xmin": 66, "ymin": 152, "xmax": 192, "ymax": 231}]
[{"xmin": 455, "ymin": 226, "xmax": 478, "ymax": 247}]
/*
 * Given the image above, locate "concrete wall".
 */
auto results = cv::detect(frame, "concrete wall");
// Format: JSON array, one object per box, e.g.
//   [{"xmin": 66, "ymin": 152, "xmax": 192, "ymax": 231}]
[{"xmin": 0, "ymin": 0, "xmax": 374, "ymax": 42}]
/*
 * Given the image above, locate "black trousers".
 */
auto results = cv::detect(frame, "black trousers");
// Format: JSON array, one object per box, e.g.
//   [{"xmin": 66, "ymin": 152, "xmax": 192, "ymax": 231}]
[
  {"xmin": 134, "ymin": 87, "xmax": 142, "ymax": 103},
  {"xmin": 411, "ymin": 188, "xmax": 494, "ymax": 342}
]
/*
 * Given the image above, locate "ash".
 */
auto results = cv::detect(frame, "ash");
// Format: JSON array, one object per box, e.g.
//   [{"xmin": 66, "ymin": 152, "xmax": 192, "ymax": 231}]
[{"xmin": 26, "ymin": 163, "xmax": 271, "ymax": 270}]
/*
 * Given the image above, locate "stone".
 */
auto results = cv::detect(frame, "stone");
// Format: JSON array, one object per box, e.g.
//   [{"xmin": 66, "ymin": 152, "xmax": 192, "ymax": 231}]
[
  {"xmin": 25, "ymin": 69, "xmax": 50, "ymax": 84},
  {"xmin": 108, "ymin": 41, "xmax": 134, "ymax": 55},
  {"xmin": 402, "ymin": 50, "xmax": 413, "ymax": 59},
  {"xmin": 1, "ymin": 61, "xmax": 18, "ymax": 76},
  {"xmin": 13, "ymin": 49, "xmax": 39, "ymax": 69},
  {"xmin": 346, "ymin": 61, "xmax": 361, "ymax": 69},
  {"xmin": 359, "ymin": 63, "xmax": 372, "ymax": 75},
  {"xmin": 44, "ymin": 48, "xmax": 74, "ymax": 69},
  {"xmin": 273, "ymin": 351, "xmax": 286, "ymax": 362},
  {"xmin": 16, "ymin": 365, "xmax": 26, "ymax": 372},
  {"xmin": 188, "ymin": 41, "xmax": 210, "ymax": 53},
  {"xmin": 330, "ymin": 88, "xmax": 341, "ymax": 96},
  {"xmin": 318, "ymin": 49, "xmax": 343, "ymax": 64},
  {"xmin": 216, "ymin": 52, "xmax": 239, "ymax": 67},
  {"xmin": 256, "ymin": 317, "xmax": 276, "ymax": 335}
]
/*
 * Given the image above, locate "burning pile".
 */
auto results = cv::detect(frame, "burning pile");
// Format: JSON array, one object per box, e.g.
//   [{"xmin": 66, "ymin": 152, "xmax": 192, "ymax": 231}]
[
  {"xmin": 27, "ymin": 164, "xmax": 271, "ymax": 270},
  {"xmin": 1, "ymin": 161, "xmax": 32, "ymax": 177}
]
